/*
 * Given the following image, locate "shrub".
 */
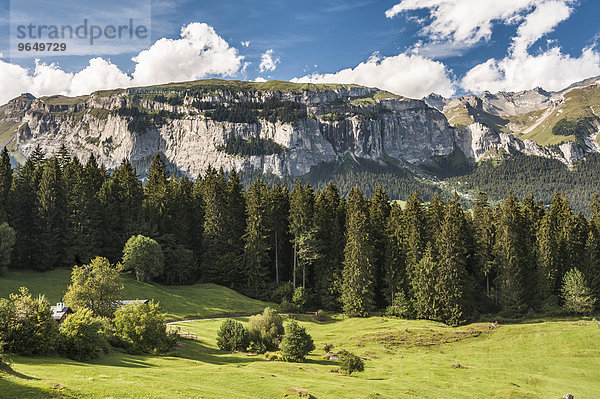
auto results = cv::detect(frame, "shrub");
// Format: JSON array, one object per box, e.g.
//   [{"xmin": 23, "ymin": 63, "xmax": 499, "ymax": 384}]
[
  {"xmin": 279, "ymin": 298, "xmax": 297, "ymax": 313},
  {"xmin": 292, "ymin": 287, "xmax": 308, "ymax": 311},
  {"xmin": 0, "ymin": 287, "xmax": 58, "ymax": 356},
  {"xmin": 59, "ymin": 308, "xmax": 109, "ymax": 361},
  {"xmin": 114, "ymin": 301, "xmax": 174, "ymax": 354},
  {"xmin": 338, "ymin": 351, "xmax": 365, "ymax": 375},
  {"xmin": 122, "ymin": 235, "xmax": 164, "ymax": 282},
  {"xmin": 64, "ymin": 257, "xmax": 123, "ymax": 318},
  {"xmin": 322, "ymin": 343, "xmax": 334, "ymax": 353},
  {"xmin": 280, "ymin": 320, "xmax": 314, "ymax": 362},
  {"xmin": 562, "ymin": 268, "xmax": 596, "ymax": 315},
  {"xmin": 217, "ymin": 319, "xmax": 249, "ymax": 352},
  {"xmin": 272, "ymin": 282, "xmax": 294, "ymax": 303},
  {"xmin": 247, "ymin": 308, "xmax": 284, "ymax": 353},
  {"xmin": 385, "ymin": 292, "xmax": 416, "ymax": 319}
]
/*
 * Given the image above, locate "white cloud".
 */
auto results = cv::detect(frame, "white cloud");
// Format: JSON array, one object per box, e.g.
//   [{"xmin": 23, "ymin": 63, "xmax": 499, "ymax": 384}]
[
  {"xmin": 292, "ymin": 53, "xmax": 455, "ymax": 98},
  {"xmin": 462, "ymin": 46, "xmax": 600, "ymax": 93},
  {"xmin": 0, "ymin": 22, "xmax": 245, "ymax": 105},
  {"xmin": 132, "ymin": 22, "xmax": 243, "ymax": 86},
  {"xmin": 254, "ymin": 77, "xmax": 268, "ymax": 82},
  {"xmin": 241, "ymin": 41, "xmax": 251, "ymax": 47},
  {"xmin": 259, "ymin": 49, "xmax": 280, "ymax": 73},
  {"xmin": 386, "ymin": 0, "xmax": 576, "ymax": 55},
  {"xmin": 387, "ymin": 0, "xmax": 600, "ymax": 94}
]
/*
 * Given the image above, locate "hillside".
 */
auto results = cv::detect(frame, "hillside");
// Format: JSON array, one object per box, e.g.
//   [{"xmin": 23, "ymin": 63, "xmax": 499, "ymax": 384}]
[
  {"xmin": 0, "ymin": 269, "xmax": 270, "ymax": 321},
  {"xmin": 1, "ymin": 316, "xmax": 598, "ymax": 398}
]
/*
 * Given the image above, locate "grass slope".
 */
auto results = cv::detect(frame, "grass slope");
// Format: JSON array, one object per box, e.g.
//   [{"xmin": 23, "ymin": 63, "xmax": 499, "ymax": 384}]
[
  {"xmin": 521, "ymin": 84, "xmax": 600, "ymax": 146},
  {"xmin": 1, "ymin": 316, "xmax": 598, "ymax": 398},
  {"xmin": 0, "ymin": 268, "xmax": 269, "ymax": 321}
]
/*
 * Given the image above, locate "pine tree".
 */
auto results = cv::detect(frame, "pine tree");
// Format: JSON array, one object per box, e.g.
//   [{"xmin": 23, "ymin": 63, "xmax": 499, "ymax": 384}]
[
  {"xmin": 99, "ymin": 159, "xmax": 143, "ymax": 261},
  {"xmin": 313, "ymin": 182, "xmax": 345, "ymax": 309},
  {"xmin": 412, "ymin": 244, "xmax": 438, "ymax": 320},
  {"xmin": 143, "ymin": 154, "xmax": 169, "ymax": 235},
  {"xmin": 435, "ymin": 194, "xmax": 470, "ymax": 325},
  {"xmin": 9, "ymin": 158, "xmax": 39, "ymax": 268},
  {"xmin": 520, "ymin": 193, "xmax": 544, "ymax": 306},
  {"xmin": 383, "ymin": 203, "xmax": 406, "ymax": 307},
  {"xmin": 0, "ymin": 148, "xmax": 13, "ymax": 222},
  {"xmin": 369, "ymin": 185, "xmax": 391, "ymax": 309},
  {"xmin": 472, "ymin": 192, "xmax": 495, "ymax": 297},
  {"xmin": 494, "ymin": 192, "xmax": 528, "ymax": 316},
  {"xmin": 268, "ymin": 183, "xmax": 291, "ymax": 286},
  {"xmin": 36, "ymin": 157, "xmax": 68, "ymax": 269},
  {"xmin": 225, "ymin": 169, "xmax": 247, "ymax": 289},
  {"xmin": 243, "ymin": 180, "xmax": 271, "ymax": 298},
  {"xmin": 403, "ymin": 190, "xmax": 427, "ymax": 296},
  {"xmin": 289, "ymin": 182, "xmax": 315, "ymax": 288},
  {"xmin": 341, "ymin": 187, "xmax": 375, "ymax": 316}
]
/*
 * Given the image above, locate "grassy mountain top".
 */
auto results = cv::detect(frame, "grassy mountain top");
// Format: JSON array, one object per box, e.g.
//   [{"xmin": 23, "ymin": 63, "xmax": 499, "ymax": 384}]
[{"xmin": 0, "ymin": 268, "xmax": 270, "ymax": 321}]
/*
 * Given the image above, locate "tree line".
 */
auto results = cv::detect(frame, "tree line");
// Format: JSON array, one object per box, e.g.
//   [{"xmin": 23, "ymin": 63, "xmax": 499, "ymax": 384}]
[{"xmin": 0, "ymin": 147, "xmax": 598, "ymax": 325}]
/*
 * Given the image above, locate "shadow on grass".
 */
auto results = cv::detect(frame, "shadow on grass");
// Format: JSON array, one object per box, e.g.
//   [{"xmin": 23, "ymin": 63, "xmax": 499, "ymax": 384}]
[
  {"xmin": 168, "ymin": 340, "xmax": 266, "ymax": 366},
  {"xmin": 0, "ymin": 377, "xmax": 66, "ymax": 399},
  {"xmin": 97, "ymin": 355, "xmax": 154, "ymax": 368}
]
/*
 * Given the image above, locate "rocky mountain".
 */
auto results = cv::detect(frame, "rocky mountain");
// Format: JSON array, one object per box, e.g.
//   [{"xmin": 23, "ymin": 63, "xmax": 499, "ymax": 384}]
[{"xmin": 0, "ymin": 77, "xmax": 599, "ymax": 180}]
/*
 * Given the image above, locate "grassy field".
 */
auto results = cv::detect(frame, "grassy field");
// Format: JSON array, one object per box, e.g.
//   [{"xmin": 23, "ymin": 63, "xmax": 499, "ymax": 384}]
[
  {"xmin": 0, "ymin": 268, "xmax": 269, "ymax": 321},
  {"xmin": 1, "ymin": 315, "xmax": 599, "ymax": 398}
]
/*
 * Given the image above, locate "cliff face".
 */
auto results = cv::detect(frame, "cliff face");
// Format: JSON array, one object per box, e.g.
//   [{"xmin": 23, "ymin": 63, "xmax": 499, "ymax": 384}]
[
  {"xmin": 0, "ymin": 81, "xmax": 459, "ymax": 177},
  {"xmin": 1, "ymin": 78, "xmax": 598, "ymax": 177}
]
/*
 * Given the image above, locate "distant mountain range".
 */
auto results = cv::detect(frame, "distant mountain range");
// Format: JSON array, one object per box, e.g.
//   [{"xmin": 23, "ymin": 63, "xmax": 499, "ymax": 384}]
[{"xmin": 0, "ymin": 76, "xmax": 599, "ymax": 207}]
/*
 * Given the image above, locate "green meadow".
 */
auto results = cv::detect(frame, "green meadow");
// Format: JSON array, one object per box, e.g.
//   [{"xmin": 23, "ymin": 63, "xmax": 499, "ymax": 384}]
[{"xmin": 1, "ymin": 270, "xmax": 599, "ymax": 398}]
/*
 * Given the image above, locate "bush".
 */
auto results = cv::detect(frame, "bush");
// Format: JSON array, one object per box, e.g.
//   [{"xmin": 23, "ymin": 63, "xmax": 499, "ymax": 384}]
[
  {"xmin": 217, "ymin": 319, "xmax": 249, "ymax": 352},
  {"xmin": 272, "ymin": 282, "xmax": 294, "ymax": 303},
  {"xmin": 59, "ymin": 308, "xmax": 109, "ymax": 361},
  {"xmin": 292, "ymin": 287, "xmax": 308, "ymax": 311},
  {"xmin": 0, "ymin": 287, "xmax": 58, "ymax": 356},
  {"xmin": 562, "ymin": 268, "xmax": 596, "ymax": 315},
  {"xmin": 122, "ymin": 235, "xmax": 164, "ymax": 282},
  {"xmin": 279, "ymin": 298, "xmax": 297, "ymax": 313},
  {"xmin": 338, "ymin": 351, "xmax": 365, "ymax": 375},
  {"xmin": 322, "ymin": 343, "xmax": 334, "ymax": 353},
  {"xmin": 247, "ymin": 308, "xmax": 284, "ymax": 353},
  {"xmin": 280, "ymin": 320, "xmax": 314, "ymax": 362},
  {"xmin": 114, "ymin": 301, "xmax": 174, "ymax": 354},
  {"xmin": 385, "ymin": 292, "xmax": 416, "ymax": 319}
]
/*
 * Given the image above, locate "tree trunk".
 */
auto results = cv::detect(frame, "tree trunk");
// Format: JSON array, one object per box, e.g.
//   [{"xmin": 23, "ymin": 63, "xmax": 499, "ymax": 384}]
[
  {"xmin": 275, "ymin": 230, "xmax": 279, "ymax": 285},
  {"xmin": 293, "ymin": 241, "xmax": 297, "ymax": 288}
]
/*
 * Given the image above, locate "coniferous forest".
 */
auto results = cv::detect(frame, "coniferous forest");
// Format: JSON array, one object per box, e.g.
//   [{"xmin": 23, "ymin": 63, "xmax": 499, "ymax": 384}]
[{"xmin": 1, "ymin": 146, "xmax": 599, "ymax": 326}]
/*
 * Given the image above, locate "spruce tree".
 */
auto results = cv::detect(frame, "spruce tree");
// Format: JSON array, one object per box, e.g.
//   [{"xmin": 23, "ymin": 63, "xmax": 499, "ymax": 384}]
[
  {"xmin": 341, "ymin": 187, "xmax": 374, "ymax": 316},
  {"xmin": 289, "ymin": 182, "xmax": 315, "ymax": 288},
  {"xmin": 383, "ymin": 203, "xmax": 407, "ymax": 307},
  {"xmin": 0, "ymin": 148, "xmax": 13, "ymax": 222},
  {"xmin": 472, "ymin": 192, "xmax": 495, "ymax": 297},
  {"xmin": 494, "ymin": 192, "xmax": 528, "ymax": 316},
  {"xmin": 144, "ymin": 154, "xmax": 169, "ymax": 235},
  {"xmin": 243, "ymin": 180, "xmax": 271, "ymax": 298},
  {"xmin": 412, "ymin": 245, "xmax": 438, "ymax": 320},
  {"xmin": 403, "ymin": 190, "xmax": 427, "ymax": 296},
  {"xmin": 36, "ymin": 157, "xmax": 68, "ymax": 269},
  {"xmin": 435, "ymin": 194, "xmax": 470, "ymax": 325},
  {"xmin": 369, "ymin": 185, "xmax": 391, "ymax": 309}
]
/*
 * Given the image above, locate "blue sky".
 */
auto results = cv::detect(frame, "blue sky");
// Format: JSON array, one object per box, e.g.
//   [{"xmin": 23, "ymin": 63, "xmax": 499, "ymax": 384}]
[{"xmin": 0, "ymin": 0, "xmax": 599, "ymax": 104}]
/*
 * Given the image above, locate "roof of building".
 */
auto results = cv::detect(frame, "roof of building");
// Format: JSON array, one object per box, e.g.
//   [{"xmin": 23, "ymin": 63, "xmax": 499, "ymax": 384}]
[{"xmin": 50, "ymin": 303, "xmax": 73, "ymax": 321}]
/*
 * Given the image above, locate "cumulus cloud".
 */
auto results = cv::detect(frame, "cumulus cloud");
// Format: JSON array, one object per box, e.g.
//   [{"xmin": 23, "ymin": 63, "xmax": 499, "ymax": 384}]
[
  {"xmin": 387, "ymin": 0, "xmax": 600, "ymax": 94},
  {"xmin": 254, "ymin": 77, "xmax": 268, "ymax": 82},
  {"xmin": 132, "ymin": 22, "xmax": 243, "ymax": 86},
  {"xmin": 259, "ymin": 49, "xmax": 280, "ymax": 73},
  {"xmin": 0, "ymin": 22, "xmax": 244, "ymax": 105},
  {"xmin": 462, "ymin": 46, "xmax": 600, "ymax": 93},
  {"xmin": 292, "ymin": 53, "xmax": 455, "ymax": 98}
]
